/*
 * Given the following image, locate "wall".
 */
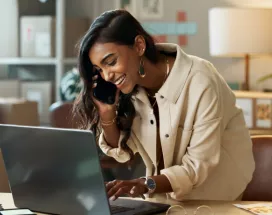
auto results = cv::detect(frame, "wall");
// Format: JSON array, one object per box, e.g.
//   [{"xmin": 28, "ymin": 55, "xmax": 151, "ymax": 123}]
[
  {"xmin": 2, "ymin": 0, "xmax": 271, "ymax": 91},
  {"xmin": 66, "ymin": 0, "xmax": 95, "ymax": 18},
  {"xmin": 92, "ymin": 0, "xmax": 272, "ymax": 91}
]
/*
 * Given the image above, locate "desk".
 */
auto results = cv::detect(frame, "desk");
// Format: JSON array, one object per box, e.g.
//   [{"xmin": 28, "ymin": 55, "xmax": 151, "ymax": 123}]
[
  {"xmin": 0, "ymin": 192, "xmax": 268, "ymax": 214},
  {"xmin": 250, "ymin": 129, "xmax": 272, "ymax": 136}
]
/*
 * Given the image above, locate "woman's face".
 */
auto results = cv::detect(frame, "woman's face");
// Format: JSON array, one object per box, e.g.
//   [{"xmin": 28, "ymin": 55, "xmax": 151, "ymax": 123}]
[{"xmin": 89, "ymin": 41, "xmax": 144, "ymax": 94}]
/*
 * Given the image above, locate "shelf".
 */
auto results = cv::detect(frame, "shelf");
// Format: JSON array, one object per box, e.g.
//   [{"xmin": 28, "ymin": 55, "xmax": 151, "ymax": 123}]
[
  {"xmin": 64, "ymin": 58, "xmax": 78, "ymax": 64},
  {"xmin": 0, "ymin": 57, "xmax": 57, "ymax": 65},
  {"xmin": 0, "ymin": 57, "xmax": 78, "ymax": 65}
]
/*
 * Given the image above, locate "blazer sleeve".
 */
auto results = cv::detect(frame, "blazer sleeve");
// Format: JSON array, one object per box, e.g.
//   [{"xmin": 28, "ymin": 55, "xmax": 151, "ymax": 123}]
[
  {"xmin": 161, "ymin": 67, "xmax": 223, "ymax": 200},
  {"xmin": 98, "ymin": 130, "xmax": 138, "ymax": 163}
]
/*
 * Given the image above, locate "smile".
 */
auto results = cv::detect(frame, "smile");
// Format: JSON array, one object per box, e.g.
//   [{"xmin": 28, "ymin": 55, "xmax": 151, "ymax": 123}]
[{"xmin": 114, "ymin": 75, "xmax": 126, "ymax": 86}]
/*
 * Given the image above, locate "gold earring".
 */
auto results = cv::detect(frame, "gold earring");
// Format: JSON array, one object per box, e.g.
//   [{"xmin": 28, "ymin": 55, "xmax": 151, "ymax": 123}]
[{"xmin": 138, "ymin": 57, "xmax": 145, "ymax": 78}]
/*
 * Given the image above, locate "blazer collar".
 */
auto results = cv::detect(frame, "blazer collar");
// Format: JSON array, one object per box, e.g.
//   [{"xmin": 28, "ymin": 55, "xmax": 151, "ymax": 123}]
[
  {"xmin": 132, "ymin": 43, "xmax": 193, "ymax": 104},
  {"xmin": 157, "ymin": 43, "xmax": 193, "ymax": 104}
]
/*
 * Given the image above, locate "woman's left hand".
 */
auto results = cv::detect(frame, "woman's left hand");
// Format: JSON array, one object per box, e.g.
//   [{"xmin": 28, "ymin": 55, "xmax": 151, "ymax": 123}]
[{"xmin": 106, "ymin": 179, "xmax": 148, "ymax": 201}]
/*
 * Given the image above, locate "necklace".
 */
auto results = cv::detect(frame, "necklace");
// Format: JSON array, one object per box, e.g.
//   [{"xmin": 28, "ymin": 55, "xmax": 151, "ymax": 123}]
[{"xmin": 149, "ymin": 57, "xmax": 170, "ymax": 115}]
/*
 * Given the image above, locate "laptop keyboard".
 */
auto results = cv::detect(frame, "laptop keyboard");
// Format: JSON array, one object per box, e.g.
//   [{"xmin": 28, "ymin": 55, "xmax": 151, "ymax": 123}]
[{"xmin": 110, "ymin": 205, "xmax": 134, "ymax": 214}]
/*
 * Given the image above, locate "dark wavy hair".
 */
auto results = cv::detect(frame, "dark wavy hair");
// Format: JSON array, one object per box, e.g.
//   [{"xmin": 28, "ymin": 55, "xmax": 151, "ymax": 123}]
[{"xmin": 73, "ymin": 9, "xmax": 159, "ymax": 158}]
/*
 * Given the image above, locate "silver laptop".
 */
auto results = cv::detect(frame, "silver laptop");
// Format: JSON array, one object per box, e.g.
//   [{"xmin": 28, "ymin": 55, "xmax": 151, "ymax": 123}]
[{"xmin": 0, "ymin": 124, "xmax": 169, "ymax": 215}]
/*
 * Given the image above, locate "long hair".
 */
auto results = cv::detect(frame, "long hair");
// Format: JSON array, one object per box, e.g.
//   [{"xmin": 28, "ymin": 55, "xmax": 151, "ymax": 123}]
[{"xmin": 73, "ymin": 9, "xmax": 159, "ymax": 158}]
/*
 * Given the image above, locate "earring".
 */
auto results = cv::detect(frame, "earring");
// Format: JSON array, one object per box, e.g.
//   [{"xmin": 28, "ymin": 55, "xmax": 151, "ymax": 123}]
[{"xmin": 138, "ymin": 57, "xmax": 146, "ymax": 78}]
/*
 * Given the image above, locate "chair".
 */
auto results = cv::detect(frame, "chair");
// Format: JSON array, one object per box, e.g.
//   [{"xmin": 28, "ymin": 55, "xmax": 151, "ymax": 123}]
[
  {"xmin": 49, "ymin": 101, "xmax": 80, "ymax": 128},
  {"xmin": 242, "ymin": 135, "xmax": 272, "ymax": 201},
  {"xmin": 0, "ymin": 107, "xmax": 3, "ymax": 124},
  {"xmin": 0, "ymin": 108, "xmax": 10, "ymax": 192}
]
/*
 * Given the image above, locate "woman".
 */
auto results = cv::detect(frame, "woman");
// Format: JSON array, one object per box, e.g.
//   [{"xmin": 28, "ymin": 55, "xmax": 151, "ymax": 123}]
[{"xmin": 73, "ymin": 9, "xmax": 255, "ymax": 201}]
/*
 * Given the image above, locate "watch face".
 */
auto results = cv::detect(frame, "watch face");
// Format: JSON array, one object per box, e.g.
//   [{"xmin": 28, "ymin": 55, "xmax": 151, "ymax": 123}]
[{"xmin": 147, "ymin": 178, "xmax": 156, "ymax": 190}]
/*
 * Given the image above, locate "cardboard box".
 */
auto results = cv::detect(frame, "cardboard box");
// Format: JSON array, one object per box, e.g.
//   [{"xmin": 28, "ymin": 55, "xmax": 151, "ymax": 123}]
[
  {"xmin": 0, "ymin": 98, "xmax": 39, "ymax": 126},
  {"xmin": 0, "ymin": 0, "xmax": 18, "ymax": 57},
  {"xmin": 20, "ymin": 16, "xmax": 90, "ymax": 57},
  {"xmin": 20, "ymin": 81, "xmax": 52, "ymax": 124},
  {"xmin": 0, "ymin": 80, "xmax": 20, "ymax": 98}
]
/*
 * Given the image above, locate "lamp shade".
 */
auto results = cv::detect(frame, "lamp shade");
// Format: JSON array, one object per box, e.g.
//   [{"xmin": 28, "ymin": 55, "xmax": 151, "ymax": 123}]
[{"xmin": 209, "ymin": 8, "xmax": 272, "ymax": 57}]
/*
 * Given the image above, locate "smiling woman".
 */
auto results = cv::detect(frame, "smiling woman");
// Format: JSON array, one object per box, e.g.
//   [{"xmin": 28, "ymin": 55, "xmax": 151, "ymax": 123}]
[{"xmin": 73, "ymin": 9, "xmax": 255, "ymax": 202}]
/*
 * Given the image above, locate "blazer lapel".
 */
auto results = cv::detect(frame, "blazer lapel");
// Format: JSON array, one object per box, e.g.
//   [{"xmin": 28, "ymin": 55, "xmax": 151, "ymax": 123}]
[
  {"xmin": 157, "ymin": 96, "xmax": 177, "ymax": 168},
  {"xmin": 132, "ymin": 88, "xmax": 157, "ymax": 165}
]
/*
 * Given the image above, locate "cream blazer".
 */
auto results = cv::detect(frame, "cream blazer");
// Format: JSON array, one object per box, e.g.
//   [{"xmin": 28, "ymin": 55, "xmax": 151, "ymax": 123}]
[{"xmin": 99, "ymin": 43, "xmax": 255, "ymax": 201}]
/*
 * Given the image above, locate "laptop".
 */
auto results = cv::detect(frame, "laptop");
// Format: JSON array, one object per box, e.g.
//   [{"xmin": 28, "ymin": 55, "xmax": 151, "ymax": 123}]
[{"xmin": 0, "ymin": 124, "xmax": 170, "ymax": 215}]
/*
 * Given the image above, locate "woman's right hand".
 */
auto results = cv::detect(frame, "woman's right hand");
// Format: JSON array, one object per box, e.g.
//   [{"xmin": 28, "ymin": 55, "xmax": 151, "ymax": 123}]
[{"xmin": 91, "ymin": 75, "xmax": 120, "ymax": 121}]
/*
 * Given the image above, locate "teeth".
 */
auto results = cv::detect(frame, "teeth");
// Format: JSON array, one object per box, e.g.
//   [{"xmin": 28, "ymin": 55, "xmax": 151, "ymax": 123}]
[{"xmin": 115, "ymin": 75, "xmax": 125, "ymax": 85}]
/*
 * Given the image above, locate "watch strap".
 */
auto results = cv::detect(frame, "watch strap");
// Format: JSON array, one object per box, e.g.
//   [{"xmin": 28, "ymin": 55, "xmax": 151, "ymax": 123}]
[{"xmin": 143, "ymin": 176, "xmax": 156, "ymax": 194}]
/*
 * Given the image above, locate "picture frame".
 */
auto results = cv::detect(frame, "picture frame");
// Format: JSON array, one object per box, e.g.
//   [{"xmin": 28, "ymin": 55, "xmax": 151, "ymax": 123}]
[
  {"xmin": 115, "ymin": 0, "xmax": 137, "ymax": 18},
  {"xmin": 236, "ymin": 98, "xmax": 254, "ymax": 128},
  {"xmin": 256, "ymin": 98, "xmax": 272, "ymax": 128},
  {"xmin": 234, "ymin": 90, "xmax": 272, "ymax": 130},
  {"xmin": 139, "ymin": 0, "xmax": 164, "ymax": 19}
]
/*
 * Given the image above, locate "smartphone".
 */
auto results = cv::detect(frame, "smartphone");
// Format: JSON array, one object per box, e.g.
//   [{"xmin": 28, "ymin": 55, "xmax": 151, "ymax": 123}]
[{"xmin": 92, "ymin": 71, "xmax": 117, "ymax": 105}]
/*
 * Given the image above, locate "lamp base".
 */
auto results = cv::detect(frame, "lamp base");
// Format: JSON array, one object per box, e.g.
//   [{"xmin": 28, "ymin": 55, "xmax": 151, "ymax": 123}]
[{"xmin": 244, "ymin": 54, "xmax": 250, "ymax": 91}]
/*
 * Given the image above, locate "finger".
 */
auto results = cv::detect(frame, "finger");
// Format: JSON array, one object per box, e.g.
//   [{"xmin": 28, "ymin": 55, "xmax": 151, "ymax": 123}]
[
  {"xmin": 92, "ymin": 75, "xmax": 98, "ymax": 80},
  {"xmin": 114, "ymin": 89, "xmax": 120, "ymax": 106},
  {"xmin": 108, "ymin": 181, "xmax": 124, "ymax": 197},
  {"xmin": 106, "ymin": 180, "xmax": 118, "ymax": 192},
  {"xmin": 129, "ymin": 186, "xmax": 139, "ymax": 198},
  {"xmin": 92, "ymin": 82, "xmax": 97, "ymax": 88},
  {"xmin": 130, "ymin": 186, "xmax": 145, "ymax": 199},
  {"xmin": 108, "ymin": 180, "xmax": 133, "ymax": 198},
  {"xmin": 124, "ymin": 193, "xmax": 133, "ymax": 198},
  {"xmin": 140, "ymin": 194, "xmax": 146, "ymax": 200},
  {"xmin": 110, "ymin": 186, "xmax": 130, "ymax": 201},
  {"xmin": 105, "ymin": 181, "xmax": 112, "ymax": 191}
]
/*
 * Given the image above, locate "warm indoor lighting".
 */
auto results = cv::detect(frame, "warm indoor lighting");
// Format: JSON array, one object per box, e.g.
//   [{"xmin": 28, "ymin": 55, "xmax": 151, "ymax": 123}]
[{"xmin": 209, "ymin": 8, "xmax": 272, "ymax": 90}]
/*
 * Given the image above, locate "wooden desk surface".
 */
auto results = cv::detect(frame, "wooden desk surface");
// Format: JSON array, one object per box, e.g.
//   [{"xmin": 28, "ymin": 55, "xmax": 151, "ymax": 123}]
[{"xmin": 0, "ymin": 192, "xmax": 268, "ymax": 214}]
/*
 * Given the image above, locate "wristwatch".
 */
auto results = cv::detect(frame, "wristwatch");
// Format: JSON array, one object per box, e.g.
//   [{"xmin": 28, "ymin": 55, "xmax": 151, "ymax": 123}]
[{"xmin": 144, "ymin": 177, "xmax": 157, "ymax": 194}]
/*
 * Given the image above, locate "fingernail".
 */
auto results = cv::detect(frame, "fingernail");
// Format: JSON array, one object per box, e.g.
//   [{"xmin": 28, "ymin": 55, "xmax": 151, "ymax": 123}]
[
  {"xmin": 110, "ymin": 196, "xmax": 116, "ymax": 201},
  {"xmin": 93, "ymin": 83, "xmax": 97, "ymax": 88},
  {"xmin": 93, "ymin": 75, "xmax": 98, "ymax": 80}
]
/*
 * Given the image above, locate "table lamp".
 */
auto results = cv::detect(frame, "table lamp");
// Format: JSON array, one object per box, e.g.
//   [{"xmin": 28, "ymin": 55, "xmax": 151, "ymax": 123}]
[{"xmin": 209, "ymin": 8, "xmax": 272, "ymax": 91}]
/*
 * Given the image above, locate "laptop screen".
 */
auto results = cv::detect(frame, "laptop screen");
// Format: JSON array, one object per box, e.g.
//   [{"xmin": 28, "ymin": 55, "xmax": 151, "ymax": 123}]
[{"xmin": 0, "ymin": 124, "xmax": 111, "ymax": 215}]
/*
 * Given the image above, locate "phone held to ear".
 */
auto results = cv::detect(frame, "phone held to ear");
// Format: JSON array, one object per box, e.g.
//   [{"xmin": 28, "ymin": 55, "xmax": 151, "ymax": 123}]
[{"xmin": 92, "ymin": 71, "xmax": 117, "ymax": 105}]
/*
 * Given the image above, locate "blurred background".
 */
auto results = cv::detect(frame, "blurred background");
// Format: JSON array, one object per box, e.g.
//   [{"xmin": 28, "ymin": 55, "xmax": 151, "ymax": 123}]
[
  {"xmin": 1, "ymin": 0, "xmax": 272, "ymax": 128},
  {"xmin": 1, "ymin": 0, "xmax": 272, "ymax": 190}
]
